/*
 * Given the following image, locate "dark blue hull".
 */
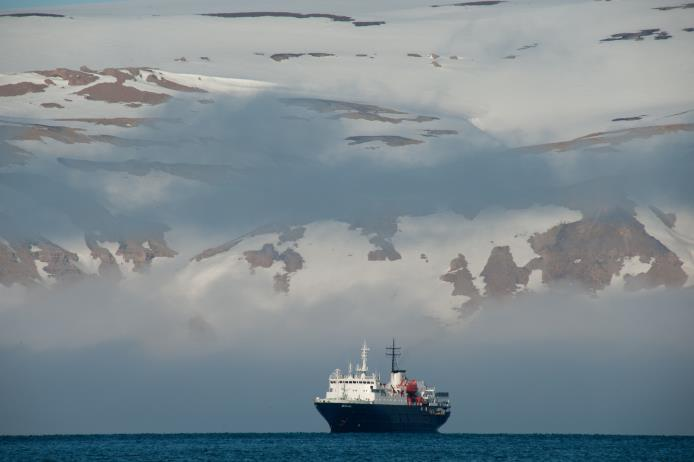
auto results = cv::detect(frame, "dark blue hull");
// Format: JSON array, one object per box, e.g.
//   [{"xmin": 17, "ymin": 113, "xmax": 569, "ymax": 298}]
[{"xmin": 315, "ymin": 402, "xmax": 450, "ymax": 433}]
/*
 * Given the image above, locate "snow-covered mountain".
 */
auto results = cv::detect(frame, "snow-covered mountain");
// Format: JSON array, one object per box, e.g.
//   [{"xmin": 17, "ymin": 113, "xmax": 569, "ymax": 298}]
[{"xmin": 1, "ymin": 0, "xmax": 693, "ymax": 323}]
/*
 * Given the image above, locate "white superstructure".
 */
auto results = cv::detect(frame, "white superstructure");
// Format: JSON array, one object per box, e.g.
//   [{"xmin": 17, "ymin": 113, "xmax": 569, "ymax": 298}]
[{"xmin": 316, "ymin": 340, "xmax": 449, "ymax": 408}]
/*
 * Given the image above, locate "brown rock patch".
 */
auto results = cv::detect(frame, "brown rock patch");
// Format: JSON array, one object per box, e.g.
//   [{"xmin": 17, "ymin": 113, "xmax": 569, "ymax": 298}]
[
  {"xmin": 421, "ymin": 129, "xmax": 458, "ymax": 137},
  {"xmin": 40, "ymin": 102, "xmax": 64, "ymax": 108},
  {"xmin": 244, "ymin": 243, "xmax": 304, "ymax": 293},
  {"xmin": 346, "ymin": 135, "xmax": 424, "ymax": 147},
  {"xmin": 85, "ymin": 232, "xmax": 121, "ymax": 280},
  {"xmin": 245, "ymin": 243, "xmax": 279, "ymax": 269},
  {"xmin": 432, "ymin": 1, "xmax": 505, "ymax": 6},
  {"xmin": 100, "ymin": 68, "xmax": 135, "ymax": 84},
  {"xmin": 441, "ymin": 254, "xmax": 480, "ymax": 298},
  {"xmin": 480, "ymin": 246, "xmax": 530, "ymax": 297},
  {"xmin": 76, "ymin": 82, "xmax": 171, "ymax": 105},
  {"xmin": 440, "ymin": 253, "xmax": 482, "ymax": 311},
  {"xmin": 528, "ymin": 209, "xmax": 687, "ymax": 291},
  {"xmin": 202, "ymin": 12, "xmax": 354, "ymax": 22},
  {"xmin": 35, "ymin": 68, "xmax": 99, "ymax": 86},
  {"xmin": 14, "ymin": 125, "xmax": 92, "ymax": 144},
  {"xmin": 0, "ymin": 13, "xmax": 65, "ymax": 17},
  {"xmin": 0, "ymin": 236, "xmax": 83, "ymax": 287},
  {"xmin": 115, "ymin": 236, "xmax": 177, "ymax": 273},
  {"xmin": 0, "ymin": 238, "xmax": 40, "ymax": 287},
  {"xmin": 0, "ymin": 82, "xmax": 47, "ymax": 97},
  {"xmin": 367, "ymin": 236, "xmax": 402, "ymax": 261},
  {"xmin": 271, "ymin": 53, "xmax": 305, "ymax": 62}
]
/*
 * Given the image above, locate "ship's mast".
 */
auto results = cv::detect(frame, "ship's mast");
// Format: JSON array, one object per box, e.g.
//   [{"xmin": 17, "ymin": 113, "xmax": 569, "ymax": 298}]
[
  {"xmin": 386, "ymin": 338, "xmax": 405, "ymax": 373},
  {"xmin": 356, "ymin": 340, "xmax": 369, "ymax": 374}
]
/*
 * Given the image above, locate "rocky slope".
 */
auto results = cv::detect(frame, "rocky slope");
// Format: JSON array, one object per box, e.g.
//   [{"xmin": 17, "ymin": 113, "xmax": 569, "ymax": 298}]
[{"xmin": 0, "ymin": 0, "xmax": 692, "ymax": 323}]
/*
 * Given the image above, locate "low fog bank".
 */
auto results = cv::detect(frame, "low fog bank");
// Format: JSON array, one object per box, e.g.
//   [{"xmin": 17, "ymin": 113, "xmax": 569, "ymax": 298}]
[{"xmin": 1, "ymin": 287, "xmax": 693, "ymax": 435}]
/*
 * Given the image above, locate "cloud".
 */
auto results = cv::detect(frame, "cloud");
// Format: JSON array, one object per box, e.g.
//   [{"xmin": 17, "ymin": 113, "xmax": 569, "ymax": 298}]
[{"xmin": 1, "ymin": 283, "xmax": 693, "ymax": 434}]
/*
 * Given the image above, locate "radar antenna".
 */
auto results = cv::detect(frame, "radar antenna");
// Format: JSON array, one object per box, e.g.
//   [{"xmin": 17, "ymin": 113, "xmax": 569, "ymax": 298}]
[{"xmin": 386, "ymin": 338, "xmax": 405, "ymax": 373}]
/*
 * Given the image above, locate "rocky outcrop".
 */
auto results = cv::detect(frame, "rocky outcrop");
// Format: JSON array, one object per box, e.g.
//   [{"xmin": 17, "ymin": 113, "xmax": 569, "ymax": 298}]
[
  {"xmin": 0, "ymin": 82, "xmax": 47, "ymax": 97},
  {"xmin": 421, "ymin": 129, "xmax": 458, "ymax": 137},
  {"xmin": 36, "ymin": 68, "xmax": 99, "ymax": 86},
  {"xmin": 653, "ymin": 3, "xmax": 694, "ymax": 11},
  {"xmin": 353, "ymin": 21, "xmax": 385, "ymax": 27},
  {"xmin": 623, "ymin": 253, "xmax": 688, "ymax": 291},
  {"xmin": 440, "ymin": 254, "xmax": 481, "ymax": 308},
  {"xmin": 5, "ymin": 123, "xmax": 162, "ymax": 148},
  {"xmin": 432, "ymin": 1, "xmax": 504, "ymax": 7},
  {"xmin": 0, "ymin": 239, "xmax": 41, "ymax": 287},
  {"xmin": 0, "ymin": 13, "xmax": 65, "ymax": 17},
  {"xmin": 244, "ymin": 243, "xmax": 278, "ymax": 269},
  {"xmin": 270, "ymin": 53, "xmax": 335, "ymax": 62},
  {"xmin": 33, "ymin": 239, "xmax": 83, "ymax": 282},
  {"xmin": 367, "ymin": 237, "xmax": 402, "ymax": 261},
  {"xmin": 13, "ymin": 124, "xmax": 92, "ymax": 144},
  {"xmin": 0, "ymin": 236, "xmax": 83, "ymax": 287},
  {"xmin": 201, "ymin": 12, "xmax": 354, "ymax": 22},
  {"xmin": 116, "ymin": 237, "xmax": 177, "ymax": 273},
  {"xmin": 76, "ymin": 82, "xmax": 171, "ymax": 105},
  {"xmin": 600, "ymin": 29, "xmax": 671, "ymax": 42},
  {"xmin": 99, "ymin": 68, "xmax": 136, "ymax": 83},
  {"xmin": 350, "ymin": 215, "xmax": 402, "ymax": 262},
  {"xmin": 85, "ymin": 233, "xmax": 121, "ymax": 280},
  {"xmin": 192, "ymin": 225, "xmax": 305, "ymax": 263},
  {"xmin": 244, "ymin": 243, "xmax": 305, "ymax": 293},
  {"xmin": 528, "ymin": 209, "xmax": 687, "ymax": 291},
  {"xmin": 345, "ymin": 136, "xmax": 423, "ymax": 147},
  {"xmin": 480, "ymin": 246, "xmax": 530, "ymax": 297},
  {"xmin": 192, "ymin": 239, "xmax": 242, "ymax": 262}
]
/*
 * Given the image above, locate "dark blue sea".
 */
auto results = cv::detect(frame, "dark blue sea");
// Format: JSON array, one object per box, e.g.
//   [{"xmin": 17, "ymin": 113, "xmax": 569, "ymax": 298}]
[{"xmin": 1, "ymin": 433, "xmax": 693, "ymax": 461}]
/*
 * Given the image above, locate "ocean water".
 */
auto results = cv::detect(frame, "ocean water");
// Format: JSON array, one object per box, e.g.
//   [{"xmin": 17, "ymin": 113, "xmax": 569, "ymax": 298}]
[{"xmin": 1, "ymin": 433, "xmax": 693, "ymax": 461}]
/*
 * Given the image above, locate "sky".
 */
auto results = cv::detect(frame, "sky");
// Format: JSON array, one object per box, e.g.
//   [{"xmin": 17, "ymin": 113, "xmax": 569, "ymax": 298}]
[
  {"xmin": 2, "ymin": 288, "xmax": 693, "ymax": 435},
  {"xmin": 1, "ymin": 0, "xmax": 693, "ymax": 436}
]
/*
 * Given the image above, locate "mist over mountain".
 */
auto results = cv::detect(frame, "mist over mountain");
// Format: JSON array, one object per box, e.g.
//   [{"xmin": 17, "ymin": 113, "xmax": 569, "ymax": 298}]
[{"xmin": 0, "ymin": 0, "xmax": 693, "ymax": 435}]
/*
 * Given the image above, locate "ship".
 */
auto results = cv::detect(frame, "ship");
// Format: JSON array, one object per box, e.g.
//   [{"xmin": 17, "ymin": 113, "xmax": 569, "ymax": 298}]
[{"xmin": 314, "ymin": 339, "xmax": 451, "ymax": 433}]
